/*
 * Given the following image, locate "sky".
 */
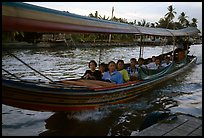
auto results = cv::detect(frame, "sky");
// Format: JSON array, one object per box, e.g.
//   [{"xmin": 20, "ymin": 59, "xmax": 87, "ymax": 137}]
[{"xmin": 26, "ymin": 2, "xmax": 202, "ymax": 32}]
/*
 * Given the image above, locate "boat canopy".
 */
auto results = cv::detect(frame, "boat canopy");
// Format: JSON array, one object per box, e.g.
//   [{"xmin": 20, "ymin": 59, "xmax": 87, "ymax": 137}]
[{"xmin": 2, "ymin": 2, "xmax": 200, "ymax": 36}]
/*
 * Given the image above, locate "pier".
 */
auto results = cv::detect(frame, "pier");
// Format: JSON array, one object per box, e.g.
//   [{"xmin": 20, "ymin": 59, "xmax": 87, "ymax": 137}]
[{"xmin": 133, "ymin": 114, "xmax": 202, "ymax": 136}]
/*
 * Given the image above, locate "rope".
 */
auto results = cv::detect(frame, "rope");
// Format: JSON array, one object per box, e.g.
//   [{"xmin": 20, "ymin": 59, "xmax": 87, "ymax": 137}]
[
  {"xmin": 5, "ymin": 50, "xmax": 55, "ymax": 83},
  {"xmin": 2, "ymin": 68, "xmax": 22, "ymax": 81}
]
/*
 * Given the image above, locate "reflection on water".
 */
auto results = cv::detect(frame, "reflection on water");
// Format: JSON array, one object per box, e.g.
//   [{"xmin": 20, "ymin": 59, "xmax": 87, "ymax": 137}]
[{"xmin": 2, "ymin": 44, "xmax": 202, "ymax": 136}]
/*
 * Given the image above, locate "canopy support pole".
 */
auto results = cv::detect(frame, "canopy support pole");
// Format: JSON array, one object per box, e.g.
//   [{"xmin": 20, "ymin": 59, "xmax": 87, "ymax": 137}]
[
  {"xmin": 98, "ymin": 48, "xmax": 102, "ymax": 66},
  {"xmin": 172, "ymin": 36, "xmax": 176, "ymax": 63},
  {"xmin": 139, "ymin": 35, "xmax": 143, "ymax": 58}
]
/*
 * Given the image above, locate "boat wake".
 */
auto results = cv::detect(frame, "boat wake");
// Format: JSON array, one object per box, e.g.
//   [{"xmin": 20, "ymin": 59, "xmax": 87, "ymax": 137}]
[{"xmin": 66, "ymin": 108, "xmax": 111, "ymax": 121}]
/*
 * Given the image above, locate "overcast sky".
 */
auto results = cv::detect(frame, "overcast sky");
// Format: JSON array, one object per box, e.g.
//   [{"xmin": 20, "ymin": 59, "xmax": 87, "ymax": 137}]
[{"xmin": 26, "ymin": 2, "xmax": 202, "ymax": 32}]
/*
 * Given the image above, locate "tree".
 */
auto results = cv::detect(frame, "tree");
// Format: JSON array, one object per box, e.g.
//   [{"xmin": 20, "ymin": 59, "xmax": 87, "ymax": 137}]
[
  {"xmin": 157, "ymin": 18, "xmax": 168, "ymax": 28},
  {"xmin": 178, "ymin": 12, "xmax": 189, "ymax": 27},
  {"xmin": 165, "ymin": 5, "xmax": 177, "ymax": 28},
  {"xmin": 137, "ymin": 19, "xmax": 150, "ymax": 27},
  {"xmin": 190, "ymin": 18, "xmax": 198, "ymax": 27},
  {"xmin": 99, "ymin": 15, "xmax": 109, "ymax": 20}
]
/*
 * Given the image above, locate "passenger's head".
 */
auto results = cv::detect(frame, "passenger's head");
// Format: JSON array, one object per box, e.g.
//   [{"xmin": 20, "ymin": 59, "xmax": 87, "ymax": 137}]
[
  {"xmin": 130, "ymin": 58, "xmax": 137, "ymax": 67},
  {"xmin": 152, "ymin": 56, "xmax": 156, "ymax": 62},
  {"xmin": 165, "ymin": 57, "xmax": 171, "ymax": 63},
  {"xmin": 117, "ymin": 60, "xmax": 125, "ymax": 71},
  {"xmin": 138, "ymin": 58, "xmax": 144, "ymax": 65},
  {"xmin": 108, "ymin": 61, "xmax": 116, "ymax": 73},
  {"xmin": 88, "ymin": 60, "xmax": 97, "ymax": 70},
  {"xmin": 155, "ymin": 58, "xmax": 161, "ymax": 65},
  {"xmin": 99, "ymin": 62, "xmax": 106, "ymax": 73}
]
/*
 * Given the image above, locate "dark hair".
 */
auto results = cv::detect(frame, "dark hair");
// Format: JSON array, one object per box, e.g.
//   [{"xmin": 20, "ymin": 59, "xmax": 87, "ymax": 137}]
[
  {"xmin": 117, "ymin": 59, "xmax": 124, "ymax": 65},
  {"xmin": 138, "ymin": 58, "xmax": 144, "ymax": 61},
  {"xmin": 108, "ymin": 61, "xmax": 116, "ymax": 66},
  {"xmin": 99, "ymin": 62, "xmax": 106, "ymax": 67},
  {"xmin": 88, "ymin": 60, "xmax": 97, "ymax": 68},
  {"xmin": 130, "ymin": 58, "xmax": 137, "ymax": 62}
]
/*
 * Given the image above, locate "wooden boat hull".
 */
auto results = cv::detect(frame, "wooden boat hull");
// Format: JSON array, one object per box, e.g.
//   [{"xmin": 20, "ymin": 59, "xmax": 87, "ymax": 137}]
[{"xmin": 2, "ymin": 56, "xmax": 197, "ymax": 111}]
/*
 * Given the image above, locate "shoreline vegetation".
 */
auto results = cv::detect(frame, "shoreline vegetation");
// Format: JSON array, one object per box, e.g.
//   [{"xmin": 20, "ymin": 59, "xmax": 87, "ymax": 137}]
[
  {"xmin": 2, "ymin": 5, "xmax": 201, "ymax": 49},
  {"xmin": 2, "ymin": 41, "xmax": 142, "ymax": 49}
]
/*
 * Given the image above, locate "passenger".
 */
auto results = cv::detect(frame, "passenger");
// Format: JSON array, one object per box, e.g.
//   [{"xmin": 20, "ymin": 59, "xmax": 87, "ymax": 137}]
[
  {"xmin": 146, "ymin": 56, "xmax": 156, "ymax": 68},
  {"xmin": 99, "ymin": 62, "xmax": 106, "ymax": 76},
  {"xmin": 102, "ymin": 61, "xmax": 123, "ymax": 84},
  {"xmin": 161, "ymin": 57, "xmax": 172, "ymax": 67},
  {"xmin": 161, "ymin": 55, "xmax": 167, "ymax": 64},
  {"xmin": 147, "ymin": 58, "xmax": 162, "ymax": 69},
  {"xmin": 82, "ymin": 60, "xmax": 102, "ymax": 80},
  {"xmin": 117, "ymin": 60, "xmax": 130, "ymax": 82},
  {"xmin": 126, "ymin": 58, "xmax": 139, "ymax": 81},
  {"xmin": 137, "ymin": 57, "xmax": 147, "ymax": 68}
]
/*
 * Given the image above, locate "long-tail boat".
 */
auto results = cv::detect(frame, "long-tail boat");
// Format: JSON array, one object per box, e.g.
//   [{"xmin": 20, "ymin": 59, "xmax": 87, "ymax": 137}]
[{"xmin": 2, "ymin": 2, "xmax": 199, "ymax": 111}]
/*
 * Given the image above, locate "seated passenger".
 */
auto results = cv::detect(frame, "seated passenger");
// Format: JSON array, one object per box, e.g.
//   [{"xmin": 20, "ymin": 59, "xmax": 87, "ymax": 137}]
[
  {"xmin": 126, "ymin": 58, "xmax": 139, "ymax": 81},
  {"xmin": 161, "ymin": 56, "xmax": 172, "ymax": 67},
  {"xmin": 82, "ymin": 60, "xmax": 102, "ymax": 80},
  {"xmin": 137, "ymin": 58, "xmax": 147, "ymax": 68},
  {"xmin": 161, "ymin": 55, "xmax": 167, "ymax": 64},
  {"xmin": 146, "ymin": 56, "xmax": 156, "ymax": 68},
  {"xmin": 117, "ymin": 60, "xmax": 130, "ymax": 82},
  {"xmin": 147, "ymin": 58, "xmax": 162, "ymax": 69},
  {"xmin": 99, "ymin": 62, "xmax": 106, "ymax": 76},
  {"xmin": 102, "ymin": 61, "xmax": 123, "ymax": 84}
]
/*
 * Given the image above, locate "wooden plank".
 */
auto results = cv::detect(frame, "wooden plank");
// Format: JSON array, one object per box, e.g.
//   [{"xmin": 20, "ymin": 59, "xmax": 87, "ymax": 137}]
[
  {"xmin": 135, "ymin": 115, "xmax": 202, "ymax": 136},
  {"xmin": 136, "ymin": 116, "xmax": 188, "ymax": 136},
  {"xmin": 188, "ymin": 126, "xmax": 202, "ymax": 136},
  {"xmin": 164, "ymin": 115, "xmax": 202, "ymax": 136}
]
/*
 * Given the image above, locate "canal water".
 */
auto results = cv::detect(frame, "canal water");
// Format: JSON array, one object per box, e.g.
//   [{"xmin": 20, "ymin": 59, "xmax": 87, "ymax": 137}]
[{"xmin": 2, "ymin": 44, "xmax": 202, "ymax": 136}]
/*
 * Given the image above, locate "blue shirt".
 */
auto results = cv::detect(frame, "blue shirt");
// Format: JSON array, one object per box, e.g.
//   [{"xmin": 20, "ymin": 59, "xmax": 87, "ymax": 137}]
[{"xmin": 102, "ymin": 70, "xmax": 123, "ymax": 84}]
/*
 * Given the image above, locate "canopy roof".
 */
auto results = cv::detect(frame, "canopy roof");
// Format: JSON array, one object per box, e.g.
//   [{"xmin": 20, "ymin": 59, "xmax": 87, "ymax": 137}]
[{"xmin": 2, "ymin": 2, "xmax": 200, "ymax": 36}]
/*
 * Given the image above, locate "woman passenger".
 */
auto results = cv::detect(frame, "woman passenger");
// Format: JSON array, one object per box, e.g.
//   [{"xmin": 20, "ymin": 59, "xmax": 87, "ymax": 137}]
[
  {"xmin": 99, "ymin": 62, "xmax": 106, "ymax": 76},
  {"xmin": 102, "ymin": 61, "xmax": 123, "ymax": 84},
  {"xmin": 82, "ymin": 60, "xmax": 102, "ymax": 80}
]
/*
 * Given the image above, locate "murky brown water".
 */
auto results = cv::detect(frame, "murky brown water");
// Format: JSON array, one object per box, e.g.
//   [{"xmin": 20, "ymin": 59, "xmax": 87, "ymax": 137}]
[{"xmin": 2, "ymin": 44, "xmax": 202, "ymax": 136}]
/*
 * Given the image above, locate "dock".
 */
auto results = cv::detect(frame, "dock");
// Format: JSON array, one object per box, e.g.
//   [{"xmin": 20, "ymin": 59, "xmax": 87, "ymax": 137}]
[{"xmin": 133, "ymin": 114, "xmax": 202, "ymax": 136}]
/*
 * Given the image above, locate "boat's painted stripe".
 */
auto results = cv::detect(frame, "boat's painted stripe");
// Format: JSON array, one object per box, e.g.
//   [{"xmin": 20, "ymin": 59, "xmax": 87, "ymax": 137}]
[
  {"xmin": 2, "ymin": 5, "xmax": 133, "ymax": 30},
  {"xmin": 2, "ymin": 16, "xmax": 136, "ymax": 33}
]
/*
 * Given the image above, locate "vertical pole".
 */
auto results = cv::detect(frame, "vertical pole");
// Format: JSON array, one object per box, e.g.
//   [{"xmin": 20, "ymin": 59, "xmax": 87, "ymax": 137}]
[
  {"xmin": 172, "ymin": 36, "xmax": 176, "ymax": 63},
  {"xmin": 99, "ymin": 48, "xmax": 102, "ymax": 66},
  {"xmin": 109, "ymin": 6, "xmax": 114, "ymax": 43},
  {"xmin": 139, "ymin": 35, "xmax": 143, "ymax": 58},
  {"xmin": 161, "ymin": 37, "xmax": 166, "ymax": 55}
]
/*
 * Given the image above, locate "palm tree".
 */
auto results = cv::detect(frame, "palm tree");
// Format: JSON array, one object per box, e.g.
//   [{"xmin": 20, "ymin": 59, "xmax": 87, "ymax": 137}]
[
  {"xmin": 137, "ymin": 19, "xmax": 150, "ymax": 27},
  {"xmin": 190, "ymin": 18, "xmax": 198, "ymax": 27},
  {"xmin": 88, "ymin": 11, "xmax": 99, "ymax": 19},
  {"xmin": 178, "ymin": 12, "xmax": 189, "ymax": 27},
  {"xmin": 99, "ymin": 15, "xmax": 109, "ymax": 20},
  {"xmin": 165, "ymin": 5, "xmax": 177, "ymax": 28},
  {"xmin": 157, "ymin": 18, "xmax": 168, "ymax": 28}
]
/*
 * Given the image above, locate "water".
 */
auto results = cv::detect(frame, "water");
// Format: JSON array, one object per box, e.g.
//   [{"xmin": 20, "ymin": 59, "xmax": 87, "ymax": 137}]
[{"xmin": 2, "ymin": 44, "xmax": 202, "ymax": 136}]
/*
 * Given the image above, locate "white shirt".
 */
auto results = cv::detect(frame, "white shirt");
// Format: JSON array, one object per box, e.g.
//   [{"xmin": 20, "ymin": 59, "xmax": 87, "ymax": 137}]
[{"xmin": 147, "ymin": 62, "xmax": 160, "ymax": 69}]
